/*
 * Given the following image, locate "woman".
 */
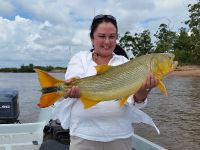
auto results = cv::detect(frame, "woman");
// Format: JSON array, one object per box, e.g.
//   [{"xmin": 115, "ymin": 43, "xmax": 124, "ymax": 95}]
[{"xmin": 53, "ymin": 14, "xmax": 158, "ymax": 150}]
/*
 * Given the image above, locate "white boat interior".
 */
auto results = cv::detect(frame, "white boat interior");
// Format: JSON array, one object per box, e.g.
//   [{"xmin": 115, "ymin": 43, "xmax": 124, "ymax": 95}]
[
  {"xmin": 0, "ymin": 107, "xmax": 167, "ymax": 150},
  {"xmin": 0, "ymin": 89, "xmax": 167, "ymax": 150}
]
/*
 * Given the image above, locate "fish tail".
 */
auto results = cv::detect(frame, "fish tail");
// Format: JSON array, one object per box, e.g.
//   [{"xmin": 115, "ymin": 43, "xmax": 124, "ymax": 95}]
[
  {"xmin": 37, "ymin": 92, "xmax": 64, "ymax": 108},
  {"xmin": 34, "ymin": 68, "xmax": 65, "ymax": 108},
  {"xmin": 34, "ymin": 68, "xmax": 65, "ymax": 88}
]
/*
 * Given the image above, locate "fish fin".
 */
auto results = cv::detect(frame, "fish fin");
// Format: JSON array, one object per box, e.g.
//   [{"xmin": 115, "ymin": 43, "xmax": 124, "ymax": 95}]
[
  {"xmin": 34, "ymin": 69, "xmax": 64, "ymax": 88},
  {"xmin": 119, "ymin": 96, "xmax": 129, "ymax": 108},
  {"xmin": 95, "ymin": 65, "xmax": 112, "ymax": 75},
  {"xmin": 80, "ymin": 97, "xmax": 99, "ymax": 109},
  {"xmin": 157, "ymin": 80, "xmax": 168, "ymax": 96},
  {"xmin": 38, "ymin": 92, "xmax": 64, "ymax": 108}
]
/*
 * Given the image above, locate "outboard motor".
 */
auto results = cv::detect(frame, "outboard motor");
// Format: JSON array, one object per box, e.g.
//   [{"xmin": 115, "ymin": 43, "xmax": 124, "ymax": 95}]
[{"xmin": 0, "ymin": 88, "xmax": 20, "ymax": 123}]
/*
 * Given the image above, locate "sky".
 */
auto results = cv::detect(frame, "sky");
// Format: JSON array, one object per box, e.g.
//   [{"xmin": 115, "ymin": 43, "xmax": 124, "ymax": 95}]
[{"xmin": 0, "ymin": 0, "xmax": 197, "ymax": 68}]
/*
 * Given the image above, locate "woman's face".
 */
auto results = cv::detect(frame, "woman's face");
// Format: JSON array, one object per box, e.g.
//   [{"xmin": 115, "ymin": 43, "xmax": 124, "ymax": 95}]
[{"xmin": 91, "ymin": 22, "xmax": 117, "ymax": 57}]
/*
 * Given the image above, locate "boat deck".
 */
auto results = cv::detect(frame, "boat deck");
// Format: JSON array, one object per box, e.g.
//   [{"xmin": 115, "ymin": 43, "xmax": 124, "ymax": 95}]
[
  {"xmin": 0, "ymin": 105, "xmax": 167, "ymax": 150},
  {"xmin": 0, "ymin": 121, "xmax": 167, "ymax": 150}
]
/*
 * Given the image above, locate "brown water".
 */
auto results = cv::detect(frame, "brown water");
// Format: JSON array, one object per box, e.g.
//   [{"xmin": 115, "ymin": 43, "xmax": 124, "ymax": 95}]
[
  {"xmin": 0, "ymin": 73, "xmax": 199, "ymax": 150},
  {"xmin": 134, "ymin": 74, "xmax": 200, "ymax": 150}
]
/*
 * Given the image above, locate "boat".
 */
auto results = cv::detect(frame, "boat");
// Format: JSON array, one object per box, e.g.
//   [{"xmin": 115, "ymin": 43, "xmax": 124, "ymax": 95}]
[{"xmin": 0, "ymin": 89, "xmax": 167, "ymax": 150}]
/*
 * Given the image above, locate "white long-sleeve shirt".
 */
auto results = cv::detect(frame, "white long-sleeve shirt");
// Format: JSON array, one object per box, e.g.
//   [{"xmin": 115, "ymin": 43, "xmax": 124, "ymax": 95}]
[{"xmin": 53, "ymin": 51, "xmax": 159, "ymax": 142}]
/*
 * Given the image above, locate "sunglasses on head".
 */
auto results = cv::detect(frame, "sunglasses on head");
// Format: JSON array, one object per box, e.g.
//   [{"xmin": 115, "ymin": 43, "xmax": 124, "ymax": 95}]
[{"xmin": 93, "ymin": 14, "xmax": 116, "ymax": 22}]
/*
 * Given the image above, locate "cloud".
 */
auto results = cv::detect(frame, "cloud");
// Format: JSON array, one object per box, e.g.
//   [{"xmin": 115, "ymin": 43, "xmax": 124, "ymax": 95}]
[
  {"xmin": 0, "ymin": 16, "xmax": 74, "ymax": 67},
  {"xmin": 0, "ymin": 0, "xmax": 197, "ymax": 67},
  {"xmin": 0, "ymin": 0, "xmax": 15, "ymax": 16}
]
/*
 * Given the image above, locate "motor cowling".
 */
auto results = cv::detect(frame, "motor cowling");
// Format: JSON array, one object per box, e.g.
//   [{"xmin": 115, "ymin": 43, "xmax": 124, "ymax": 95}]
[{"xmin": 0, "ymin": 89, "xmax": 20, "ymax": 123}]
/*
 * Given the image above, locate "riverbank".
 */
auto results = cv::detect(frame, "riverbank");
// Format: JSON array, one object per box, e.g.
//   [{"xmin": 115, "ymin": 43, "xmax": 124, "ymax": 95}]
[
  {"xmin": 0, "ymin": 65, "xmax": 200, "ymax": 77},
  {"xmin": 170, "ymin": 65, "xmax": 200, "ymax": 77}
]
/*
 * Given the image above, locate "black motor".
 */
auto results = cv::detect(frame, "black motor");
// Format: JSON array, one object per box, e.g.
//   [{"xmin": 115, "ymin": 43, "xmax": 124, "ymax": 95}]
[{"xmin": 0, "ymin": 88, "xmax": 20, "ymax": 123}]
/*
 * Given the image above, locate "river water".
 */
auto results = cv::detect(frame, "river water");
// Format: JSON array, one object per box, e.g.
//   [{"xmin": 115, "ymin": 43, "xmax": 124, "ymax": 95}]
[{"xmin": 0, "ymin": 73, "xmax": 199, "ymax": 150}]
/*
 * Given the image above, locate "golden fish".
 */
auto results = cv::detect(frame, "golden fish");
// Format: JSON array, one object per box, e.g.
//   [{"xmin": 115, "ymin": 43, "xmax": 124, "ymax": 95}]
[{"xmin": 34, "ymin": 53, "xmax": 178, "ymax": 109}]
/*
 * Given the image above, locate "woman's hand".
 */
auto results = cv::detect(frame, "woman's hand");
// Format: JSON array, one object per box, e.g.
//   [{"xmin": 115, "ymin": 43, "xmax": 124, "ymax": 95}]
[
  {"xmin": 133, "ymin": 73, "xmax": 158, "ymax": 103},
  {"xmin": 64, "ymin": 77, "xmax": 81, "ymax": 99}
]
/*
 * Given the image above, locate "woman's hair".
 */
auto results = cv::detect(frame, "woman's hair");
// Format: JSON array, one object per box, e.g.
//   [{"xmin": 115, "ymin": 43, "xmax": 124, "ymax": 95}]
[
  {"xmin": 90, "ymin": 15, "xmax": 128, "ymax": 59},
  {"xmin": 114, "ymin": 45, "xmax": 129, "ymax": 59},
  {"xmin": 90, "ymin": 14, "xmax": 118, "ymax": 39}
]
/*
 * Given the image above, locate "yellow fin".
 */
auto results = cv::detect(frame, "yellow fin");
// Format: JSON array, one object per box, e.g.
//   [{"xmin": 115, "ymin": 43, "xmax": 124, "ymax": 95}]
[
  {"xmin": 34, "ymin": 69, "xmax": 64, "ymax": 88},
  {"xmin": 150, "ymin": 58, "xmax": 163, "ymax": 80},
  {"xmin": 38, "ymin": 92, "xmax": 64, "ymax": 108},
  {"xmin": 157, "ymin": 80, "xmax": 168, "ymax": 96},
  {"xmin": 80, "ymin": 97, "xmax": 99, "ymax": 109},
  {"xmin": 119, "ymin": 96, "xmax": 129, "ymax": 108},
  {"xmin": 95, "ymin": 65, "xmax": 112, "ymax": 75}
]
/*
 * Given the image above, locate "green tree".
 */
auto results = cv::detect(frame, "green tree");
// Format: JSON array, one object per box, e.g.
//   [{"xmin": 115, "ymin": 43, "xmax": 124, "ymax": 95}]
[
  {"xmin": 19, "ymin": 64, "xmax": 34, "ymax": 72},
  {"xmin": 119, "ymin": 32, "xmax": 136, "ymax": 55},
  {"xmin": 119, "ymin": 30, "xmax": 154, "ymax": 57},
  {"xmin": 174, "ymin": 28, "xmax": 193, "ymax": 64},
  {"xmin": 185, "ymin": 1, "xmax": 200, "ymax": 64},
  {"xmin": 154, "ymin": 23, "xmax": 177, "ymax": 53},
  {"xmin": 185, "ymin": 1, "xmax": 200, "ymax": 37},
  {"xmin": 134, "ymin": 30, "xmax": 154, "ymax": 56}
]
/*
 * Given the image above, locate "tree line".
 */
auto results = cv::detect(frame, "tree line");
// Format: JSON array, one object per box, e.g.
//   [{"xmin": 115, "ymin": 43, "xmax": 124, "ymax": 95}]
[
  {"xmin": 0, "ymin": 64, "xmax": 66, "ymax": 72},
  {"xmin": 118, "ymin": 1, "xmax": 200, "ymax": 65}
]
